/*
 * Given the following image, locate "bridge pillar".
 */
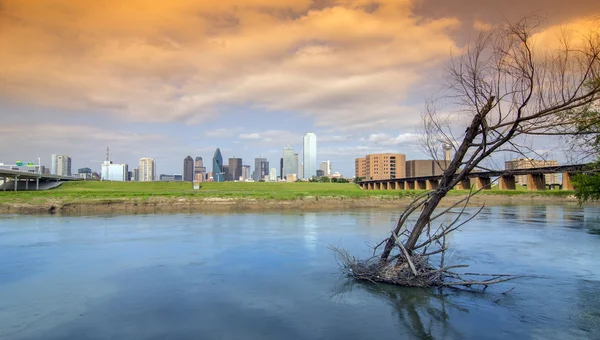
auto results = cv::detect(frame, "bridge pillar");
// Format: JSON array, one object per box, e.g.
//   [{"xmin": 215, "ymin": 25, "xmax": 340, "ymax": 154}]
[
  {"xmin": 562, "ymin": 172, "xmax": 575, "ymax": 190},
  {"xmin": 397, "ymin": 181, "xmax": 405, "ymax": 190},
  {"xmin": 473, "ymin": 176, "xmax": 491, "ymax": 190},
  {"xmin": 2, "ymin": 176, "xmax": 5, "ymax": 191},
  {"xmin": 527, "ymin": 174, "xmax": 545, "ymax": 191},
  {"xmin": 25, "ymin": 179, "xmax": 28, "ymax": 190},
  {"xmin": 14, "ymin": 176, "xmax": 18, "ymax": 191},
  {"xmin": 498, "ymin": 175, "xmax": 516, "ymax": 190},
  {"xmin": 374, "ymin": 182, "xmax": 381, "ymax": 190},
  {"xmin": 455, "ymin": 178, "xmax": 471, "ymax": 190},
  {"xmin": 426, "ymin": 179, "xmax": 439, "ymax": 190},
  {"xmin": 406, "ymin": 181, "xmax": 415, "ymax": 190},
  {"xmin": 36, "ymin": 177, "xmax": 39, "ymax": 190},
  {"xmin": 416, "ymin": 180, "xmax": 427, "ymax": 190},
  {"xmin": 385, "ymin": 182, "xmax": 390, "ymax": 190}
]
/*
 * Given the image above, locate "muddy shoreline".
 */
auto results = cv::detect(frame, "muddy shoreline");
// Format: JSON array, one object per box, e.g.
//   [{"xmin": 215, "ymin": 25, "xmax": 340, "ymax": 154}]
[{"xmin": 0, "ymin": 195, "xmax": 582, "ymax": 216}]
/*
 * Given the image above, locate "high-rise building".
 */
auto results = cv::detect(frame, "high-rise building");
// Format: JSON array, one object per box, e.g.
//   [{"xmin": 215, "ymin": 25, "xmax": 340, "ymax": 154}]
[
  {"xmin": 194, "ymin": 157, "xmax": 206, "ymax": 181},
  {"xmin": 228, "ymin": 158, "xmax": 242, "ymax": 181},
  {"xmin": 183, "ymin": 155, "xmax": 194, "ymax": 182},
  {"xmin": 212, "ymin": 148, "xmax": 224, "ymax": 182},
  {"xmin": 101, "ymin": 161, "xmax": 129, "ymax": 181},
  {"xmin": 51, "ymin": 154, "xmax": 72, "ymax": 176},
  {"xmin": 253, "ymin": 158, "xmax": 269, "ymax": 181},
  {"xmin": 320, "ymin": 160, "xmax": 331, "ymax": 176},
  {"xmin": 242, "ymin": 165, "xmax": 251, "ymax": 181},
  {"xmin": 505, "ymin": 158, "xmax": 559, "ymax": 185},
  {"xmin": 303, "ymin": 133, "xmax": 317, "ymax": 179},
  {"xmin": 283, "ymin": 146, "xmax": 298, "ymax": 179},
  {"xmin": 132, "ymin": 168, "xmax": 139, "ymax": 181},
  {"xmin": 223, "ymin": 165, "xmax": 230, "ymax": 181},
  {"xmin": 355, "ymin": 158, "xmax": 367, "ymax": 179},
  {"xmin": 139, "ymin": 158, "xmax": 156, "ymax": 181},
  {"xmin": 355, "ymin": 153, "xmax": 406, "ymax": 180},
  {"xmin": 280, "ymin": 158, "xmax": 283, "ymax": 180},
  {"xmin": 269, "ymin": 168, "xmax": 277, "ymax": 182}
]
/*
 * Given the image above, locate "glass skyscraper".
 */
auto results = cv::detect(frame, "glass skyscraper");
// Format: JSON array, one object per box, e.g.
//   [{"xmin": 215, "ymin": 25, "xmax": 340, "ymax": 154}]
[
  {"xmin": 303, "ymin": 132, "xmax": 317, "ymax": 179},
  {"xmin": 212, "ymin": 148, "xmax": 224, "ymax": 182},
  {"xmin": 282, "ymin": 146, "xmax": 297, "ymax": 178}
]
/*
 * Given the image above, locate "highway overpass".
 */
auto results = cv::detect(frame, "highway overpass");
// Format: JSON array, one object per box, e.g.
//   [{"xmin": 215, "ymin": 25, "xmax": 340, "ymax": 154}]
[{"xmin": 0, "ymin": 169, "xmax": 82, "ymax": 191}]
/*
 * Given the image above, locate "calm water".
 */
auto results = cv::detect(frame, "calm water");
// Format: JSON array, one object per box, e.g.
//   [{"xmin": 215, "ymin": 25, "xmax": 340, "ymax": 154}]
[{"xmin": 1, "ymin": 205, "xmax": 599, "ymax": 340}]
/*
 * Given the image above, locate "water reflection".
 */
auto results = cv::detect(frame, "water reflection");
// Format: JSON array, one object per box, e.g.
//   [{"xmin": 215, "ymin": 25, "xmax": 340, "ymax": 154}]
[{"xmin": 333, "ymin": 280, "xmax": 464, "ymax": 340}]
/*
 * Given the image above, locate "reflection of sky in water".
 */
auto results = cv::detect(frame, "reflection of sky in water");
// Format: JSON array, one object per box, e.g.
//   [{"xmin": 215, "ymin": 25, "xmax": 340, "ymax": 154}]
[{"xmin": 0, "ymin": 206, "xmax": 599, "ymax": 339}]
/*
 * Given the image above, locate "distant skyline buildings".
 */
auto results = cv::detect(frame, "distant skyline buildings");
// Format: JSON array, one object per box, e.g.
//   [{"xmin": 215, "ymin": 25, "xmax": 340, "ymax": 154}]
[
  {"xmin": 194, "ymin": 156, "xmax": 206, "ymax": 182},
  {"xmin": 51, "ymin": 154, "xmax": 72, "ymax": 176},
  {"xmin": 228, "ymin": 157, "xmax": 242, "ymax": 181},
  {"xmin": 320, "ymin": 160, "xmax": 331, "ymax": 176},
  {"xmin": 253, "ymin": 157, "xmax": 269, "ymax": 181},
  {"xmin": 139, "ymin": 158, "xmax": 156, "ymax": 181},
  {"xmin": 303, "ymin": 133, "xmax": 317, "ymax": 179},
  {"xmin": 212, "ymin": 148, "xmax": 224, "ymax": 182},
  {"xmin": 101, "ymin": 161, "xmax": 128, "ymax": 181},
  {"xmin": 183, "ymin": 155, "xmax": 194, "ymax": 182},
  {"xmin": 282, "ymin": 146, "xmax": 298, "ymax": 179}
]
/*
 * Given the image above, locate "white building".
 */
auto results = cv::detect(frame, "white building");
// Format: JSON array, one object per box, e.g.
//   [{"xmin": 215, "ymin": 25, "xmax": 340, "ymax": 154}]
[
  {"xmin": 320, "ymin": 160, "xmax": 331, "ymax": 176},
  {"xmin": 269, "ymin": 168, "xmax": 277, "ymax": 182},
  {"xmin": 139, "ymin": 158, "xmax": 156, "ymax": 182},
  {"xmin": 51, "ymin": 154, "xmax": 72, "ymax": 176},
  {"xmin": 242, "ymin": 165, "xmax": 251, "ymax": 181},
  {"xmin": 101, "ymin": 161, "xmax": 129, "ymax": 181},
  {"xmin": 303, "ymin": 133, "xmax": 317, "ymax": 179}
]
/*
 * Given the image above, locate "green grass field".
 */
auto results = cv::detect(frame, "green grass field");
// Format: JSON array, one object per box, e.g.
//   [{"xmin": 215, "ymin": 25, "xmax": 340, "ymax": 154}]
[{"xmin": 0, "ymin": 180, "xmax": 575, "ymax": 204}]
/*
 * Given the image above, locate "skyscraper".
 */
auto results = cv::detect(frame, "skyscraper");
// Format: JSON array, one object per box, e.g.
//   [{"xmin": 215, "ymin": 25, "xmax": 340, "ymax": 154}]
[
  {"xmin": 51, "ymin": 154, "xmax": 72, "ymax": 176},
  {"xmin": 303, "ymin": 132, "xmax": 317, "ymax": 179},
  {"xmin": 282, "ymin": 146, "xmax": 298, "ymax": 178},
  {"xmin": 228, "ymin": 158, "xmax": 242, "ymax": 181},
  {"xmin": 101, "ymin": 161, "xmax": 129, "ymax": 181},
  {"xmin": 320, "ymin": 160, "xmax": 331, "ymax": 176},
  {"xmin": 279, "ymin": 158, "xmax": 283, "ymax": 180},
  {"xmin": 183, "ymin": 155, "xmax": 194, "ymax": 182},
  {"xmin": 139, "ymin": 158, "xmax": 156, "ymax": 181},
  {"xmin": 194, "ymin": 157, "xmax": 206, "ymax": 182},
  {"xmin": 242, "ymin": 165, "xmax": 251, "ymax": 181},
  {"xmin": 212, "ymin": 148, "xmax": 224, "ymax": 182},
  {"xmin": 253, "ymin": 158, "xmax": 269, "ymax": 181}
]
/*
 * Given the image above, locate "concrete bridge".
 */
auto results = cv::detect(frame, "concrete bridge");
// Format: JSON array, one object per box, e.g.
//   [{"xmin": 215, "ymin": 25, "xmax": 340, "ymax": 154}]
[
  {"xmin": 357, "ymin": 164, "xmax": 586, "ymax": 191},
  {"xmin": 0, "ymin": 169, "xmax": 82, "ymax": 191}
]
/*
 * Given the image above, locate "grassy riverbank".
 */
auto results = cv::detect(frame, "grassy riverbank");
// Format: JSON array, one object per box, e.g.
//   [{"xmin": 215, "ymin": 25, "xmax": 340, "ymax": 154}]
[{"xmin": 0, "ymin": 180, "xmax": 576, "ymax": 204}]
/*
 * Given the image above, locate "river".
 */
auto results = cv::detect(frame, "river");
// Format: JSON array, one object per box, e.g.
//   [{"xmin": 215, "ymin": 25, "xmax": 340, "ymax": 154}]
[{"xmin": 1, "ymin": 205, "xmax": 599, "ymax": 339}]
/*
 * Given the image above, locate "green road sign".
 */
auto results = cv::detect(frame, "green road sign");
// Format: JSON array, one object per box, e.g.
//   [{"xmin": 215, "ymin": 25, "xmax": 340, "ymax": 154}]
[
  {"xmin": 27, "ymin": 162, "xmax": 34, "ymax": 167},
  {"xmin": 16, "ymin": 161, "xmax": 24, "ymax": 166}
]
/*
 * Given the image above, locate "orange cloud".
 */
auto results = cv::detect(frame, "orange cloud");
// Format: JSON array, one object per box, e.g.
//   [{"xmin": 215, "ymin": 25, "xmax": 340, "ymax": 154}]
[{"xmin": 0, "ymin": 0, "xmax": 460, "ymax": 128}]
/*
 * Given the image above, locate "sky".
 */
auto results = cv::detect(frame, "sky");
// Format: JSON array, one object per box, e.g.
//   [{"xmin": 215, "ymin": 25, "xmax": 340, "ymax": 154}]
[{"xmin": 0, "ymin": 0, "xmax": 599, "ymax": 177}]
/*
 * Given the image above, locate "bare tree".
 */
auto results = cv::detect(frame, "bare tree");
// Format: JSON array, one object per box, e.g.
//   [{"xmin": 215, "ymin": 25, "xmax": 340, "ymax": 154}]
[{"xmin": 336, "ymin": 18, "xmax": 600, "ymax": 288}]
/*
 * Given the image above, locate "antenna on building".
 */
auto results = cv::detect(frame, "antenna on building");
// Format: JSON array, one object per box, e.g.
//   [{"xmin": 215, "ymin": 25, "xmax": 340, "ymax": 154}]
[{"xmin": 106, "ymin": 147, "xmax": 110, "ymax": 162}]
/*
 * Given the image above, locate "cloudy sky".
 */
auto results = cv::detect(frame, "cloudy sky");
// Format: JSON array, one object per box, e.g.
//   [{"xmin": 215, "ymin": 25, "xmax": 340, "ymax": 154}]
[{"xmin": 1, "ymin": 0, "xmax": 598, "ymax": 176}]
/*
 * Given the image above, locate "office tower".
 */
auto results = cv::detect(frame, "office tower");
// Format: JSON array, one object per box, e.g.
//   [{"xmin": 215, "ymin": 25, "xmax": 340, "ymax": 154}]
[
  {"xmin": 303, "ymin": 132, "xmax": 317, "ymax": 178},
  {"xmin": 280, "ymin": 158, "xmax": 283, "ymax": 180},
  {"xmin": 223, "ymin": 165, "xmax": 230, "ymax": 181},
  {"xmin": 212, "ymin": 148, "xmax": 224, "ymax": 182},
  {"xmin": 194, "ymin": 157, "xmax": 206, "ymax": 181},
  {"xmin": 294, "ymin": 154, "xmax": 299, "ymax": 176},
  {"xmin": 269, "ymin": 168, "xmax": 277, "ymax": 182},
  {"xmin": 242, "ymin": 165, "xmax": 251, "ymax": 181},
  {"xmin": 316, "ymin": 169, "xmax": 325, "ymax": 177},
  {"xmin": 102, "ymin": 161, "xmax": 129, "ymax": 181},
  {"xmin": 283, "ymin": 146, "xmax": 298, "ymax": 178},
  {"xmin": 139, "ymin": 158, "xmax": 156, "ymax": 181},
  {"xmin": 505, "ymin": 158, "xmax": 559, "ymax": 185},
  {"xmin": 253, "ymin": 158, "xmax": 269, "ymax": 181},
  {"xmin": 228, "ymin": 158, "xmax": 242, "ymax": 182},
  {"xmin": 183, "ymin": 155, "xmax": 194, "ymax": 182},
  {"xmin": 132, "ymin": 168, "xmax": 139, "ymax": 181},
  {"xmin": 355, "ymin": 153, "xmax": 406, "ymax": 180},
  {"xmin": 320, "ymin": 160, "xmax": 331, "ymax": 176},
  {"xmin": 51, "ymin": 154, "xmax": 72, "ymax": 176},
  {"xmin": 300, "ymin": 162, "xmax": 304, "ymax": 179}
]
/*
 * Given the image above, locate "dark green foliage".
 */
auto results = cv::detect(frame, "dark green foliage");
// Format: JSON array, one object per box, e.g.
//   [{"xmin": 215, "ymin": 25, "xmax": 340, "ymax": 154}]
[{"xmin": 573, "ymin": 160, "xmax": 600, "ymax": 203}]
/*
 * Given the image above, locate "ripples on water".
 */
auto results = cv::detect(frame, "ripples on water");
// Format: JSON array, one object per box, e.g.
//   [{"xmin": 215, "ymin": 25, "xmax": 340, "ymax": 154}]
[{"xmin": 0, "ymin": 205, "xmax": 599, "ymax": 339}]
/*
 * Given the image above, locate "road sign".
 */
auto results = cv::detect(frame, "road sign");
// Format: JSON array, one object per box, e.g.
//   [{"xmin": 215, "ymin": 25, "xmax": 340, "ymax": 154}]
[
  {"xmin": 16, "ymin": 161, "xmax": 23, "ymax": 166},
  {"xmin": 27, "ymin": 162, "xmax": 34, "ymax": 167}
]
